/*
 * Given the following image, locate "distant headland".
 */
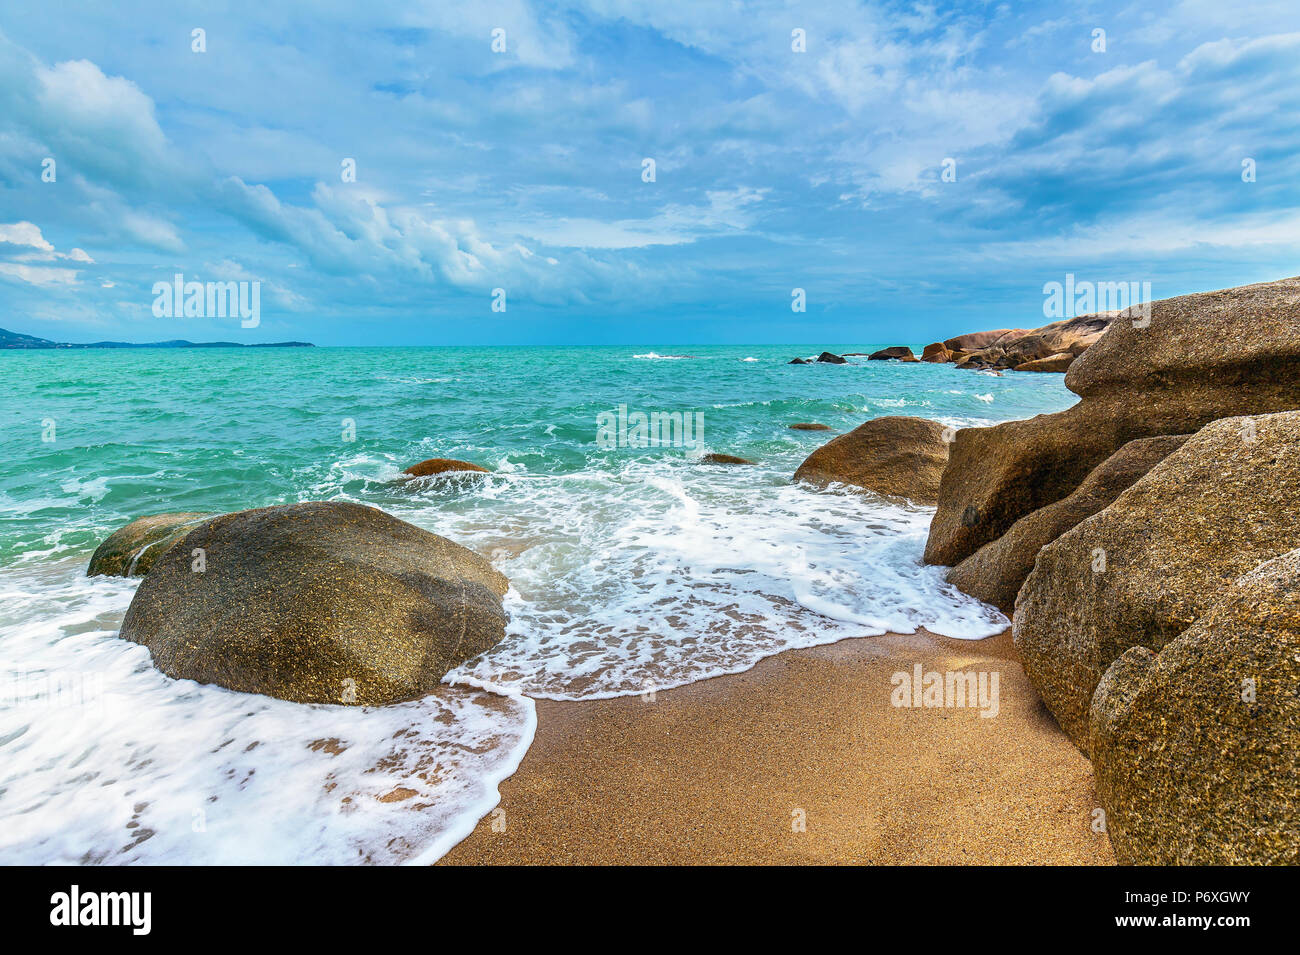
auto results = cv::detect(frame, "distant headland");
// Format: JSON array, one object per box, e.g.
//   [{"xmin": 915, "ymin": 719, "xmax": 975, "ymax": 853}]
[{"xmin": 0, "ymin": 327, "xmax": 314, "ymax": 350}]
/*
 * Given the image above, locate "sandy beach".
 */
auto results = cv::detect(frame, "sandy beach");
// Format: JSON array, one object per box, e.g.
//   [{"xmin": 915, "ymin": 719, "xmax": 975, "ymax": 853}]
[{"xmin": 441, "ymin": 628, "xmax": 1113, "ymax": 865}]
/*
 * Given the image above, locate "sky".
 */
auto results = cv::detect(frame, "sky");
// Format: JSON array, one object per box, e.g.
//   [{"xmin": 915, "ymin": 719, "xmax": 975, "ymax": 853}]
[{"xmin": 1, "ymin": 0, "xmax": 1299, "ymax": 346}]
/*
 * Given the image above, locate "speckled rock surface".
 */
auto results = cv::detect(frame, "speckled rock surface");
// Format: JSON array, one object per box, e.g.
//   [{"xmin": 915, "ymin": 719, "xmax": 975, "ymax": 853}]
[
  {"xmin": 1066, "ymin": 276, "xmax": 1300, "ymax": 401},
  {"xmin": 793, "ymin": 416, "xmax": 950, "ymax": 504},
  {"xmin": 403, "ymin": 457, "xmax": 490, "ymax": 477},
  {"xmin": 1090, "ymin": 548, "xmax": 1300, "ymax": 864},
  {"xmin": 946, "ymin": 435, "xmax": 1188, "ymax": 611},
  {"xmin": 1014, "ymin": 412, "xmax": 1300, "ymax": 749},
  {"xmin": 926, "ymin": 277, "xmax": 1300, "ymax": 568},
  {"xmin": 87, "ymin": 512, "xmax": 215, "ymax": 578},
  {"xmin": 119, "ymin": 501, "xmax": 509, "ymax": 705},
  {"xmin": 924, "ymin": 401, "xmax": 1120, "ymax": 566}
]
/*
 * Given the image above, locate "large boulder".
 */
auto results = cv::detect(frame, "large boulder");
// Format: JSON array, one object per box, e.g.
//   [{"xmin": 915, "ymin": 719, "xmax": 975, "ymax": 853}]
[
  {"xmin": 793, "ymin": 416, "xmax": 950, "ymax": 503},
  {"xmin": 1090, "ymin": 548, "xmax": 1300, "ymax": 864},
  {"xmin": 920, "ymin": 342, "xmax": 952, "ymax": 362},
  {"xmin": 924, "ymin": 402, "xmax": 1119, "ymax": 566},
  {"xmin": 946, "ymin": 435, "xmax": 1188, "ymax": 611},
  {"xmin": 87, "ymin": 512, "xmax": 215, "ymax": 578},
  {"xmin": 926, "ymin": 277, "xmax": 1300, "ymax": 568},
  {"xmin": 1014, "ymin": 412, "xmax": 1300, "ymax": 748},
  {"xmin": 119, "ymin": 502, "xmax": 509, "ymax": 706},
  {"xmin": 1066, "ymin": 276, "xmax": 1300, "ymax": 403}
]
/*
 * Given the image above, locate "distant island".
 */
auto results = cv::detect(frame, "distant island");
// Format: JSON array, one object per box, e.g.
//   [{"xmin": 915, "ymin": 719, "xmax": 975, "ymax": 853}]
[{"xmin": 0, "ymin": 327, "xmax": 314, "ymax": 350}]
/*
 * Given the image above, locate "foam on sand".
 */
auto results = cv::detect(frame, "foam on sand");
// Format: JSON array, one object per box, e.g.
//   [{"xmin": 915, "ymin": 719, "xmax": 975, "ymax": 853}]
[{"xmin": 0, "ymin": 561, "xmax": 535, "ymax": 865}]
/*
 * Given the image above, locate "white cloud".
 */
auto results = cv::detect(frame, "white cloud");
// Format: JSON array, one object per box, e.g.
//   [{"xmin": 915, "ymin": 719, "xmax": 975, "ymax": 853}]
[
  {"xmin": 0, "ymin": 221, "xmax": 94, "ymax": 285},
  {"xmin": 0, "ymin": 263, "xmax": 82, "ymax": 286},
  {"xmin": 0, "ymin": 221, "xmax": 54, "ymax": 251}
]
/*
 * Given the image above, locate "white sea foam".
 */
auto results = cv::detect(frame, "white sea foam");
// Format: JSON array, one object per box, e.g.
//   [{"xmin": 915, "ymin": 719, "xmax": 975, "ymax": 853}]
[
  {"xmin": 0, "ymin": 560, "xmax": 535, "ymax": 865},
  {"xmin": 380, "ymin": 460, "xmax": 1010, "ymax": 700}
]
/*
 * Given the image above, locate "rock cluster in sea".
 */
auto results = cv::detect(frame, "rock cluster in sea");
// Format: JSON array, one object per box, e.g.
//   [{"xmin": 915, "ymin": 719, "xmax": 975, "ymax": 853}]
[
  {"xmin": 876, "ymin": 313, "xmax": 1114, "ymax": 373},
  {"xmin": 928, "ymin": 275, "xmax": 1300, "ymax": 864}
]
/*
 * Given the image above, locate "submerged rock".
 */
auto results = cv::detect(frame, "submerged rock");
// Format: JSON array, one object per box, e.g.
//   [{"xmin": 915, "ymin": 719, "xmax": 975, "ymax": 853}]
[
  {"xmin": 403, "ymin": 457, "xmax": 490, "ymax": 477},
  {"xmin": 1014, "ymin": 412, "xmax": 1300, "ymax": 748},
  {"xmin": 946, "ymin": 435, "xmax": 1188, "ymax": 611},
  {"xmin": 788, "ymin": 357, "xmax": 809, "ymax": 364},
  {"xmin": 793, "ymin": 416, "xmax": 950, "ymax": 504},
  {"xmin": 119, "ymin": 502, "xmax": 509, "ymax": 706},
  {"xmin": 789, "ymin": 422, "xmax": 833, "ymax": 431},
  {"xmin": 87, "ymin": 512, "xmax": 215, "ymax": 578},
  {"xmin": 1091, "ymin": 547, "xmax": 1300, "ymax": 864},
  {"xmin": 700, "ymin": 453, "xmax": 757, "ymax": 465}
]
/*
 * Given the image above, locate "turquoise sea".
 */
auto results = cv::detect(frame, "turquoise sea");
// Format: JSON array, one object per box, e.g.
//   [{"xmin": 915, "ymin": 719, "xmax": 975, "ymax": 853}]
[{"xmin": 0, "ymin": 344, "xmax": 1076, "ymax": 863}]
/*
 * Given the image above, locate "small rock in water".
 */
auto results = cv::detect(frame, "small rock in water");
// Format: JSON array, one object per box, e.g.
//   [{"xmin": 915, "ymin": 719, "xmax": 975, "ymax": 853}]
[
  {"xmin": 789, "ymin": 422, "xmax": 833, "ymax": 431},
  {"xmin": 700, "ymin": 453, "xmax": 757, "ymax": 465},
  {"xmin": 867, "ymin": 346, "xmax": 917, "ymax": 361},
  {"xmin": 403, "ymin": 457, "xmax": 490, "ymax": 477}
]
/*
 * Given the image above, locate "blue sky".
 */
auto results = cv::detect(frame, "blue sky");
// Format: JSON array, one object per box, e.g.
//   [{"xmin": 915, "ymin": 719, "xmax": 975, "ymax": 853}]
[{"xmin": 1, "ymin": 0, "xmax": 1298, "ymax": 345}]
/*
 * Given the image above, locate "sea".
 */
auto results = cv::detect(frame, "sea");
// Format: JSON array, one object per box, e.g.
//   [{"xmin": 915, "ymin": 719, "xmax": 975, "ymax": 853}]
[{"xmin": 0, "ymin": 344, "xmax": 1076, "ymax": 864}]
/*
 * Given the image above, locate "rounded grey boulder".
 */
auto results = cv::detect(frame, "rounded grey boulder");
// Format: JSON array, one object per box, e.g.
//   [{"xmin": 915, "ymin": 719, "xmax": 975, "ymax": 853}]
[{"xmin": 119, "ymin": 501, "xmax": 509, "ymax": 706}]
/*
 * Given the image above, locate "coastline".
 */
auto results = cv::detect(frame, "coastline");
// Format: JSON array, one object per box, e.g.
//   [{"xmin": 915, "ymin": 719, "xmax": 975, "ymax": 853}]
[{"xmin": 440, "ymin": 627, "xmax": 1112, "ymax": 866}]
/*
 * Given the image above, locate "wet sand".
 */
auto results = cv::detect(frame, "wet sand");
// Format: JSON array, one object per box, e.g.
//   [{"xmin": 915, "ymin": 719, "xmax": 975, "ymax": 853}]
[{"xmin": 440, "ymin": 628, "xmax": 1113, "ymax": 865}]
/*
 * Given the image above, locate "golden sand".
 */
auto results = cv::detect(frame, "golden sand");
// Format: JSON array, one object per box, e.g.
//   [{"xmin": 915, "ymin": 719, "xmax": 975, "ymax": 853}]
[{"xmin": 439, "ymin": 628, "xmax": 1114, "ymax": 865}]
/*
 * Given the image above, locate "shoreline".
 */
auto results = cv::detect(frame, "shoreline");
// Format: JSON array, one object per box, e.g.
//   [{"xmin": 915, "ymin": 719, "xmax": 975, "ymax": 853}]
[{"xmin": 440, "ymin": 627, "xmax": 1112, "ymax": 865}]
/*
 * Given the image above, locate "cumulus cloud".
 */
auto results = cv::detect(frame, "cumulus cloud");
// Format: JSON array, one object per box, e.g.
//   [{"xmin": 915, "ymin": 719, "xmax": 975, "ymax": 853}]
[{"xmin": 0, "ymin": 221, "xmax": 94, "ymax": 286}]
